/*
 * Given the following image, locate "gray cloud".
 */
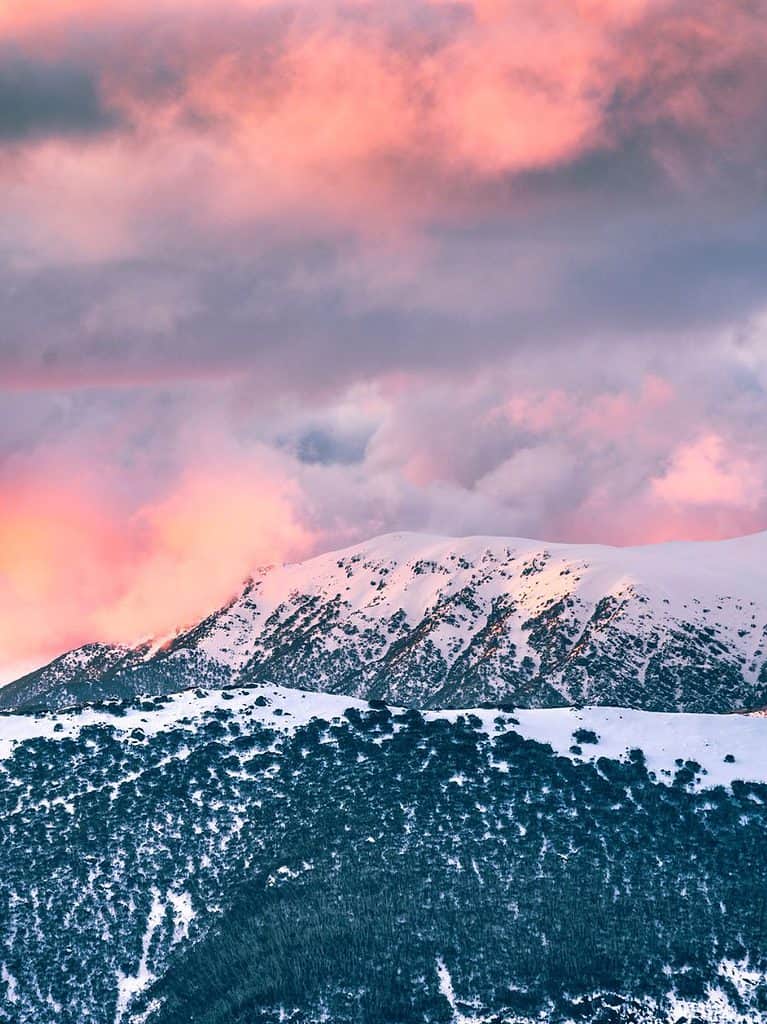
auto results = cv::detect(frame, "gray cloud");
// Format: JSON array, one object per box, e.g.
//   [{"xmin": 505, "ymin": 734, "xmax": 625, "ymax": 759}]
[
  {"xmin": 3, "ymin": 191, "xmax": 767, "ymax": 405},
  {"xmin": 0, "ymin": 49, "xmax": 118, "ymax": 142},
  {"xmin": 1, "ymin": 0, "xmax": 767, "ymax": 538}
]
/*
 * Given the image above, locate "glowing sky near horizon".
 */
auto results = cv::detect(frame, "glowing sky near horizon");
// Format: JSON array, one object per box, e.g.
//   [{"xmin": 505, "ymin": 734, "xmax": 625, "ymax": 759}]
[{"xmin": 2, "ymin": 0, "xmax": 767, "ymax": 676}]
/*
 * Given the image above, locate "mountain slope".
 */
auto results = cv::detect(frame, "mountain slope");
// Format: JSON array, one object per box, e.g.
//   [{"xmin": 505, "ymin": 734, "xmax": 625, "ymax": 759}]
[
  {"xmin": 5, "ymin": 530, "xmax": 767, "ymax": 714},
  {"xmin": 0, "ymin": 686, "xmax": 766, "ymax": 1023}
]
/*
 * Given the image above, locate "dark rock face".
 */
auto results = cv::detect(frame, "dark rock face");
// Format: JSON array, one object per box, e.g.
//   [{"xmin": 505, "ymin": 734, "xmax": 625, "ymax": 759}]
[{"xmin": 4, "ymin": 532, "xmax": 767, "ymax": 714}]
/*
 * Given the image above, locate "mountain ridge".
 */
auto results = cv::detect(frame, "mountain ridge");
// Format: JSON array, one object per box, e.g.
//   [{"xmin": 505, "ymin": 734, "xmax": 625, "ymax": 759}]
[{"xmin": 4, "ymin": 529, "xmax": 767, "ymax": 714}]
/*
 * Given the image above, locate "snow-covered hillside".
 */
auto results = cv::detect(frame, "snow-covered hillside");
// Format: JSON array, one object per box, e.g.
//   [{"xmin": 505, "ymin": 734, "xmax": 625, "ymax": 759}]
[
  {"xmin": 1, "ymin": 683, "xmax": 765, "ymax": 791},
  {"xmin": 4, "ymin": 530, "xmax": 767, "ymax": 713},
  {"xmin": 2, "ymin": 682, "xmax": 767, "ymax": 1024}
]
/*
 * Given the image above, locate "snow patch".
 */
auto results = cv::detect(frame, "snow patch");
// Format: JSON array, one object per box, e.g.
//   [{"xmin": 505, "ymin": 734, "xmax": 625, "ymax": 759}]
[{"xmin": 1, "ymin": 963, "xmax": 19, "ymax": 1004}]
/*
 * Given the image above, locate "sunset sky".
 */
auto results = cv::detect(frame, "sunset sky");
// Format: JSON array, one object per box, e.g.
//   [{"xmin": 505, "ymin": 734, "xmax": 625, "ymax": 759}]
[{"xmin": 2, "ymin": 0, "xmax": 767, "ymax": 677}]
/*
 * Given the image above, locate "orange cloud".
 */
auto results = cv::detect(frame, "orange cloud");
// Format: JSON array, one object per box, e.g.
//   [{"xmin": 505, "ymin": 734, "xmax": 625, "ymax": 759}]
[
  {"xmin": 0, "ymin": 457, "xmax": 312, "ymax": 672},
  {"xmin": 97, "ymin": 464, "xmax": 313, "ymax": 641}
]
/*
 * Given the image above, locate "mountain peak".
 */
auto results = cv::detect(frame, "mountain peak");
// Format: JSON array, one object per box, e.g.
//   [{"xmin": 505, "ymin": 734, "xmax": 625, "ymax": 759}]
[{"xmin": 4, "ymin": 529, "xmax": 767, "ymax": 715}]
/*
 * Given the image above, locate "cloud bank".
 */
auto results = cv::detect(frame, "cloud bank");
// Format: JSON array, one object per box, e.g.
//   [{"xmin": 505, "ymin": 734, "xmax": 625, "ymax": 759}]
[{"xmin": 1, "ymin": 0, "xmax": 767, "ymax": 675}]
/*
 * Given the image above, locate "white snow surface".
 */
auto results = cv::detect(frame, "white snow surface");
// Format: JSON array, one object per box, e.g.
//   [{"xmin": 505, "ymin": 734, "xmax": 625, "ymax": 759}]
[
  {"xmin": 11, "ymin": 530, "xmax": 767, "ymax": 716},
  {"xmin": 253, "ymin": 529, "xmax": 767, "ymax": 617},
  {"xmin": 144, "ymin": 528, "xmax": 767, "ymax": 684},
  {"xmin": 114, "ymin": 890, "xmax": 165, "ymax": 1023},
  {"xmin": 0, "ymin": 683, "xmax": 765, "ymax": 790},
  {"xmin": 665, "ymin": 959, "xmax": 767, "ymax": 1024},
  {"xmin": 436, "ymin": 958, "xmax": 472, "ymax": 1024}
]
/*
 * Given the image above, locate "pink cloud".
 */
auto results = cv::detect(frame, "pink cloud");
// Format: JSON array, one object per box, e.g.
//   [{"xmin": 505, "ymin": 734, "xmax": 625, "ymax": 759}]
[
  {"xmin": 1, "ymin": 1, "xmax": 767, "ymax": 680},
  {"xmin": 651, "ymin": 433, "xmax": 765, "ymax": 509},
  {"xmin": 2, "ymin": 0, "xmax": 765, "ymax": 256},
  {"xmin": 586, "ymin": 373, "xmax": 671, "ymax": 421},
  {"xmin": 2, "ymin": 372, "xmax": 767, "ymax": 678},
  {"xmin": 500, "ymin": 375, "xmax": 675, "ymax": 446},
  {"xmin": 0, "ymin": 455, "xmax": 312, "ymax": 670}
]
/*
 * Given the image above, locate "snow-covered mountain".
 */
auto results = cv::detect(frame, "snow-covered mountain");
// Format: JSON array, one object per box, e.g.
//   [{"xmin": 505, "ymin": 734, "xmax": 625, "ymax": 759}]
[{"xmin": 4, "ymin": 530, "xmax": 767, "ymax": 714}]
